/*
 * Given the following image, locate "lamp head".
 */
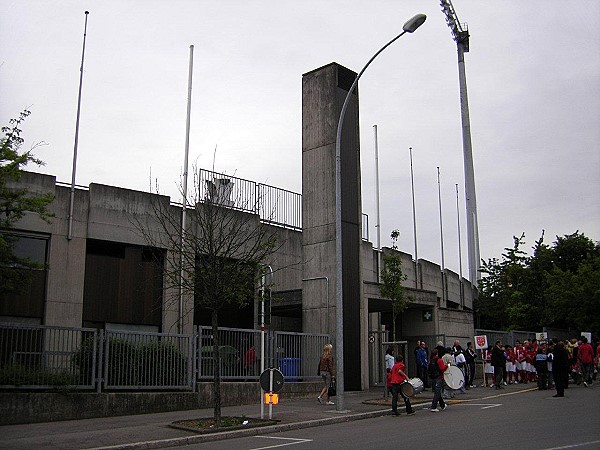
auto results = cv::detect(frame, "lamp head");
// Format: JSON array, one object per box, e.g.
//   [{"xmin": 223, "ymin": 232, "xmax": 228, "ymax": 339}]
[{"xmin": 403, "ymin": 14, "xmax": 427, "ymax": 33}]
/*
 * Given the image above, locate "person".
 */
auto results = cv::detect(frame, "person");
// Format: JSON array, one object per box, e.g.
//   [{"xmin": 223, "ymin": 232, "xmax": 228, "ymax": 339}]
[
  {"xmin": 436, "ymin": 341, "xmax": 446, "ymax": 358},
  {"xmin": 414, "ymin": 340, "xmax": 422, "ymax": 363},
  {"xmin": 428, "ymin": 348, "xmax": 448, "ymax": 412},
  {"xmin": 385, "ymin": 347, "xmax": 395, "ymax": 397},
  {"xmin": 442, "ymin": 348, "xmax": 456, "ymax": 398},
  {"xmin": 483, "ymin": 346, "xmax": 494, "ymax": 387},
  {"xmin": 491, "ymin": 340, "xmax": 505, "ymax": 390},
  {"xmin": 390, "ymin": 354, "xmax": 415, "ymax": 416},
  {"xmin": 552, "ymin": 340, "xmax": 569, "ymax": 397},
  {"xmin": 595, "ymin": 341, "xmax": 600, "ymax": 383},
  {"xmin": 567, "ymin": 338, "xmax": 580, "ymax": 385},
  {"xmin": 577, "ymin": 336, "xmax": 594, "ymax": 387},
  {"xmin": 465, "ymin": 341, "xmax": 477, "ymax": 388},
  {"xmin": 515, "ymin": 341, "xmax": 527, "ymax": 383},
  {"xmin": 453, "ymin": 345, "xmax": 467, "ymax": 393},
  {"xmin": 416, "ymin": 341, "xmax": 429, "ymax": 390},
  {"xmin": 535, "ymin": 345, "xmax": 548, "ymax": 390},
  {"xmin": 243, "ymin": 344, "xmax": 257, "ymax": 376},
  {"xmin": 317, "ymin": 343, "xmax": 336, "ymax": 405},
  {"xmin": 505, "ymin": 345, "xmax": 517, "ymax": 384},
  {"xmin": 547, "ymin": 343, "xmax": 555, "ymax": 389}
]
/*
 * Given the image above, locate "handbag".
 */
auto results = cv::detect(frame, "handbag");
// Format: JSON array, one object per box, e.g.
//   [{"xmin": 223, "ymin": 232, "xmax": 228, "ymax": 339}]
[{"xmin": 328, "ymin": 379, "xmax": 337, "ymax": 397}]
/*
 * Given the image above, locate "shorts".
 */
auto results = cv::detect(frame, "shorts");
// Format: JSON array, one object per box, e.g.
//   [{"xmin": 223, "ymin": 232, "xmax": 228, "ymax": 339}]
[
  {"xmin": 321, "ymin": 371, "xmax": 332, "ymax": 388},
  {"xmin": 484, "ymin": 363, "xmax": 494, "ymax": 374}
]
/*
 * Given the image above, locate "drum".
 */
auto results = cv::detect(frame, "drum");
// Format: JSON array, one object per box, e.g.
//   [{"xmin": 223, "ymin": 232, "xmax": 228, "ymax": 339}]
[
  {"xmin": 444, "ymin": 365, "xmax": 465, "ymax": 390},
  {"xmin": 400, "ymin": 377, "xmax": 424, "ymax": 397}
]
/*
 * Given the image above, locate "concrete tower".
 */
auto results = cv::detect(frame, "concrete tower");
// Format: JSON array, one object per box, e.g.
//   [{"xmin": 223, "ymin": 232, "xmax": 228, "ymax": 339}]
[{"xmin": 301, "ymin": 63, "xmax": 364, "ymax": 390}]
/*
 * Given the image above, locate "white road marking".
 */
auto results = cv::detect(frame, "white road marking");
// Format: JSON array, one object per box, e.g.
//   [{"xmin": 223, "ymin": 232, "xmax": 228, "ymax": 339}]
[
  {"xmin": 250, "ymin": 436, "xmax": 313, "ymax": 450},
  {"xmin": 542, "ymin": 440, "xmax": 600, "ymax": 450},
  {"xmin": 458, "ymin": 403, "xmax": 502, "ymax": 409}
]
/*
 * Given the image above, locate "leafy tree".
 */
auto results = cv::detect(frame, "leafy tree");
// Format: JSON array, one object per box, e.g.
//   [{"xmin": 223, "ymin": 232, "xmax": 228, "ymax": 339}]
[
  {"xmin": 477, "ymin": 231, "xmax": 600, "ymax": 335},
  {"xmin": 1, "ymin": 111, "xmax": 54, "ymax": 294},
  {"xmin": 136, "ymin": 169, "xmax": 279, "ymax": 426},
  {"xmin": 378, "ymin": 230, "xmax": 410, "ymax": 340}
]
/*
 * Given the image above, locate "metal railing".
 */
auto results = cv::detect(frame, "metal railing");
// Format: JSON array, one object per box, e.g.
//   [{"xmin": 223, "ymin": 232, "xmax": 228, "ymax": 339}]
[
  {"xmin": 195, "ymin": 326, "xmax": 329, "ymax": 382},
  {"xmin": 0, "ymin": 323, "xmax": 97, "ymax": 390},
  {"xmin": 197, "ymin": 169, "xmax": 302, "ymax": 230},
  {"xmin": 1, "ymin": 323, "xmax": 329, "ymax": 391},
  {"xmin": 474, "ymin": 329, "xmax": 538, "ymax": 347},
  {"xmin": 102, "ymin": 330, "xmax": 194, "ymax": 390}
]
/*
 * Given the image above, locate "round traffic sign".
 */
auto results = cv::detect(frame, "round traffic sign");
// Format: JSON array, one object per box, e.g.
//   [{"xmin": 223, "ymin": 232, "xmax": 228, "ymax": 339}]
[{"xmin": 260, "ymin": 368, "xmax": 284, "ymax": 393}]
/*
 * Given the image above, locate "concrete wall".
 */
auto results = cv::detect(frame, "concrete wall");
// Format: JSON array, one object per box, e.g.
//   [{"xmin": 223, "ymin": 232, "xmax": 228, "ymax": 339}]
[{"xmin": 0, "ymin": 381, "xmax": 322, "ymax": 425}]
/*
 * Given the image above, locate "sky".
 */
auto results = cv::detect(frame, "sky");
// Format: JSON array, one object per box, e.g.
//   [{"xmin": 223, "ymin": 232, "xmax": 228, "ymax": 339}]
[{"xmin": 2, "ymin": 0, "xmax": 599, "ymax": 282}]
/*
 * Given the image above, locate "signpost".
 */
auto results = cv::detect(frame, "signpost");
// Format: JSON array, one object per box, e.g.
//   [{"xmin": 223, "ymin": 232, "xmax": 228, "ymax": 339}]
[
  {"xmin": 474, "ymin": 335, "xmax": 488, "ymax": 386},
  {"xmin": 260, "ymin": 368, "xmax": 284, "ymax": 420}
]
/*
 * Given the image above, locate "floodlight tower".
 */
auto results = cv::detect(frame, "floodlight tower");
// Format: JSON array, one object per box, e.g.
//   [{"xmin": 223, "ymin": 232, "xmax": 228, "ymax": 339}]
[{"xmin": 440, "ymin": 0, "xmax": 481, "ymax": 286}]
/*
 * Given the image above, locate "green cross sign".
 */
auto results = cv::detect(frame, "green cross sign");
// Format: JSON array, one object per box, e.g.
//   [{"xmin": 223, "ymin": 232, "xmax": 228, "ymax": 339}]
[{"xmin": 422, "ymin": 310, "xmax": 433, "ymax": 322}]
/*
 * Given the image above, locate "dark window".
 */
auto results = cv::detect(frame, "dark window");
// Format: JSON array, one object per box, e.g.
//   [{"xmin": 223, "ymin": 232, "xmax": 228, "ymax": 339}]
[
  {"xmin": 0, "ymin": 233, "xmax": 48, "ymax": 319},
  {"xmin": 83, "ymin": 240, "xmax": 163, "ymax": 327}
]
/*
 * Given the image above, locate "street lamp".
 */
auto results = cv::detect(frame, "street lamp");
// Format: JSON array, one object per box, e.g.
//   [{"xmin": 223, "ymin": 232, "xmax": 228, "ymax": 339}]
[{"xmin": 334, "ymin": 13, "xmax": 426, "ymax": 411}]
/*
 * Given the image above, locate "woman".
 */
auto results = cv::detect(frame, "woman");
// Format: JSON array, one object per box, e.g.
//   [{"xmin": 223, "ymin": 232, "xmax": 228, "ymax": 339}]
[{"xmin": 317, "ymin": 344, "xmax": 336, "ymax": 405}]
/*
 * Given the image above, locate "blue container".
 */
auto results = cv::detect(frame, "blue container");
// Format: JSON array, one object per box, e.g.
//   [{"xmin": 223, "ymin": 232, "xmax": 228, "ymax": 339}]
[{"xmin": 279, "ymin": 357, "xmax": 301, "ymax": 381}]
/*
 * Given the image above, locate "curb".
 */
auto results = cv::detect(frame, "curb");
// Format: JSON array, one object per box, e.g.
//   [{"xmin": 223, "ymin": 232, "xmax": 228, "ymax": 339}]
[{"xmin": 88, "ymin": 407, "xmax": 395, "ymax": 450}]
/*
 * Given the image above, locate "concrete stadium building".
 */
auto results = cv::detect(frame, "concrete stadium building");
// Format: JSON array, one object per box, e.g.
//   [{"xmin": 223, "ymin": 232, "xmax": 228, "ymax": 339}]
[{"xmin": 1, "ymin": 63, "xmax": 475, "ymax": 390}]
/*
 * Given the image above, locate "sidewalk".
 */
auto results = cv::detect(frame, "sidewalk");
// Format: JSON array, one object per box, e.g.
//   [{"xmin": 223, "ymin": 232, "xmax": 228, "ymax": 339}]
[{"xmin": 0, "ymin": 383, "xmax": 536, "ymax": 450}]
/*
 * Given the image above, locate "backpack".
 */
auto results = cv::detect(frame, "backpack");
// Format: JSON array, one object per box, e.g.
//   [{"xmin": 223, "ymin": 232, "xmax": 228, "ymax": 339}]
[{"xmin": 427, "ymin": 359, "xmax": 441, "ymax": 379}]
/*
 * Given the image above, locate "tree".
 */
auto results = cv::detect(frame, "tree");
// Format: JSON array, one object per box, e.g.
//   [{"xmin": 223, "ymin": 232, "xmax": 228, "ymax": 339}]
[
  {"xmin": 378, "ymin": 230, "xmax": 410, "ymax": 340},
  {"xmin": 476, "ymin": 230, "xmax": 600, "ymax": 335},
  {"xmin": 1, "ymin": 110, "xmax": 54, "ymax": 294},
  {"xmin": 136, "ymin": 169, "xmax": 279, "ymax": 426}
]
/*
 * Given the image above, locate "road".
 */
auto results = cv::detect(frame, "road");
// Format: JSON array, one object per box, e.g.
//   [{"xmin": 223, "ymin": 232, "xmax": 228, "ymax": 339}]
[{"xmin": 184, "ymin": 386, "xmax": 600, "ymax": 450}]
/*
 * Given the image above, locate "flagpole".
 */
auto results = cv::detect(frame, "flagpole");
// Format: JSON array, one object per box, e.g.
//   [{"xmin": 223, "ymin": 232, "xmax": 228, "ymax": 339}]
[
  {"xmin": 179, "ymin": 45, "xmax": 194, "ymax": 334},
  {"xmin": 67, "ymin": 11, "xmax": 89, "ymax": 240}
]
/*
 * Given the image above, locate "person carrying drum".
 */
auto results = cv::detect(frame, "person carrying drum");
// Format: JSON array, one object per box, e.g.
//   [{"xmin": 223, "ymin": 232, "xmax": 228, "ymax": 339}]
[{"xmin": 390, "ymin": 354, "xmax": 415, "ymax": 416}]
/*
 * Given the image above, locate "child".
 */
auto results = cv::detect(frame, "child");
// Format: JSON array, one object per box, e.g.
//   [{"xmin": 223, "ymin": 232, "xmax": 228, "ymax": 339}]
[
  {"xmin": 484, "ymin": 346, "xmax": 494, "ymax": 387},
  {"xmin": 505, "ymin": 345, "xmax": 517, "ymax": 384}
]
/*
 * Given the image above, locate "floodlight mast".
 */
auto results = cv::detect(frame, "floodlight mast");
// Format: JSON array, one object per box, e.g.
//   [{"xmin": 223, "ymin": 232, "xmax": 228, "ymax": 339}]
[{"xmin": 440, "ymin": 0, "xmax": 480, "ymax": 286}]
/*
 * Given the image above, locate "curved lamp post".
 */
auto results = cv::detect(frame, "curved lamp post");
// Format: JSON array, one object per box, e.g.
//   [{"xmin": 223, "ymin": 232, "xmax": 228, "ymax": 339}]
[{"xmin": 334, "ymin": 13, "xmax": 426, "ymax": 411}]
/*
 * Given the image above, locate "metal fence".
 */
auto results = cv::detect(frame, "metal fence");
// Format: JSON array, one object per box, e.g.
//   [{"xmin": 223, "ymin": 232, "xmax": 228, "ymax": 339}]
[
  {"xmin": 195, "ymin": 326, "xmax": 329, "ymax": 382},
  {"xmin": 0, "ymin": 323, "xmax": 97, "ymax": 390},
  {"xmin": 474, "ymin": 329, "xmax": 538, "ymax": 347},
  {"xmin": 197, "ymin": 169, "xmax": 302, "ymax": 230},
  {"xmin": 0, "ymin": 322, "xmax": 329, "ymax": 391}
]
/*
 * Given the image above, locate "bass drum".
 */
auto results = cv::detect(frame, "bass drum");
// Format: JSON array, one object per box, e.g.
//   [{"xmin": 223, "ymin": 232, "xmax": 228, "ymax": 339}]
[
  {"xmin": 400, "ymin": 377, "xmax": 424, "ymax": 397},
  {"xmin": 443, "ymin": 365, "xmax": 465, "ymax": 390}
]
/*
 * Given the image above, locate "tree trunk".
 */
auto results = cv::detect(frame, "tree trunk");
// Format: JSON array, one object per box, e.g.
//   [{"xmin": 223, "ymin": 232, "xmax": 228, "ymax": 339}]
[{"xmin": 211, "ymin": 309, "xmax": 221, "ymax": 427}]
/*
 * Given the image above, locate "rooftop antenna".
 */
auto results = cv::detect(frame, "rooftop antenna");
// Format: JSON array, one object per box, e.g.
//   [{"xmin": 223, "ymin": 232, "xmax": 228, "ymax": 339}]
[{"xmin": 440, "ymin": 0, "xmax": 480, "ymax": 284}]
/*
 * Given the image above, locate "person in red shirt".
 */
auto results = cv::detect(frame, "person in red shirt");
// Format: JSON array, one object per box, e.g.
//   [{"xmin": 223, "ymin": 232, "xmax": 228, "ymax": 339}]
[
  {"xmin": 390, "ymin": 355, "xmax": 415, "ymax": 416},
  {"xmin": 429, "ymin": 348, "xmax": 449, "ymax": 412},
  {"xmin": 577, "ymin": 336, "xmax": 594, "ymax": 386}
]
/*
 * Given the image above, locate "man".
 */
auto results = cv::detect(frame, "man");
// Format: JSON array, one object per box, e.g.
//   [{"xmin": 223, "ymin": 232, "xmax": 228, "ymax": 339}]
[
  {"xmin": 552, "ymin": 340, "xmax": 569, "ymax": 397},
  {"xmin": 390, "ymin": 355, "xmax": 415, "ymax": 416},
  {"xmin": 416, "ymin": 341, "xmax": 429, "ymax": 390},
  {"xmin": 491, "ymin": 340, "xmax": 506, "ymax": 390},
  {"xmin": 428, "ymin": 348, "xmax": 448, "ymax": 412},
  {"xmin": 385, "ymin": 347, "xmax": 395, "ymax": 397},
  {"xmin": 577, "ymin": 336, "xmax": 594, "ymax": 387},
  {"xmin": 464, "ymin": 341, "xmax": 477, "ymax": 388}
]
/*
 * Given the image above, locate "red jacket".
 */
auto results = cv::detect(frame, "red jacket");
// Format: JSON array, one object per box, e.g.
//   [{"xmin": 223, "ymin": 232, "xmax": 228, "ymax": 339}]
[
  {"xmin": 435, "ymin": 356, "xmax": 448, "ymax": 380},
  {"xmin": 578, "ymin": 343, "xmax": 594, "ymax": 364},
  {"xmin": 390, "ymin": 361, "xmax": 408, "ymax": 384}
]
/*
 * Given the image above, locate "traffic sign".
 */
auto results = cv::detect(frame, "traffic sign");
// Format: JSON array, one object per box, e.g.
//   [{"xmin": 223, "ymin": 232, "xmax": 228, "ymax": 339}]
[{"xmin": 260, "ymin": 368, "xmax": 284, "ymax": 393}]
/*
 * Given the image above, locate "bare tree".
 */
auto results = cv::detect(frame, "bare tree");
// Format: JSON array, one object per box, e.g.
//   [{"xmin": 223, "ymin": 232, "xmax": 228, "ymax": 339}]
[{"xmin": 136, "ymin": 169, "xmax": 279, "ymax": 426}]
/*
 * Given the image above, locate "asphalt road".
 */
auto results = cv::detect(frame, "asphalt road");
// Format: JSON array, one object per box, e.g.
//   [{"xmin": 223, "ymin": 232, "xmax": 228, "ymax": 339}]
[{"xmin": 185, "ymin": 386, "xmax": 600, "ymax": 450}]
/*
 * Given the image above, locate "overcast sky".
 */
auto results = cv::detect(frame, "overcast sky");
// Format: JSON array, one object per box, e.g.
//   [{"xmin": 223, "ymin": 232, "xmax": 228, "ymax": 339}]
[{"xmin": 2, "ymin": 0, "xmax": 599, "ymax": 282}]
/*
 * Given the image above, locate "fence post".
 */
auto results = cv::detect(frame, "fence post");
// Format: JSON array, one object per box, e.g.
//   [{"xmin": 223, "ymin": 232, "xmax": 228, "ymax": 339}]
[{"xmin": 96, "ymin": 329, "xmax": 103, "ymax": 393}]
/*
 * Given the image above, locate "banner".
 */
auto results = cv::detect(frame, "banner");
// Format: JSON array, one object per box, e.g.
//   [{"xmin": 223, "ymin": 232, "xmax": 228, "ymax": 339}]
[{"xmin": 475, "ymin": 335, "xmax": 488, "ymax": 350}]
